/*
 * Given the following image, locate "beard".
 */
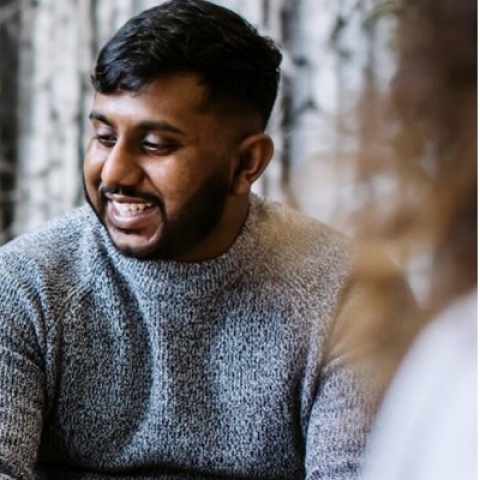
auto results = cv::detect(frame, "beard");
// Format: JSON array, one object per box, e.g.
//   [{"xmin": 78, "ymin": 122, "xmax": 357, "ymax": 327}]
[{"xmin": 83, "ymin": 170, "xmax": 231, "ymax": 261}]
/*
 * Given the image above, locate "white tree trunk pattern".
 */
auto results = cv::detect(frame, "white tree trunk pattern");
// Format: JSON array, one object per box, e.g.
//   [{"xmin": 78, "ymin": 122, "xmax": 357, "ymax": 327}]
[{"xmin": 6, "ymin": 0, "xmax": 395, "ymax": 236}]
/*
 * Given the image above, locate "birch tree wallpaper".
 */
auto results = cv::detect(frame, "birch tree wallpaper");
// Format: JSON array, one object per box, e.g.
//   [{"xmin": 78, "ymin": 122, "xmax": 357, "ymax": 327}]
[
  {"xmin": 0, "ymin": 0, "xmax": 394, "ymax": 234},
  {"xmin": 0, "ymin": 0, "xmax": 396, "ymax": 243}
]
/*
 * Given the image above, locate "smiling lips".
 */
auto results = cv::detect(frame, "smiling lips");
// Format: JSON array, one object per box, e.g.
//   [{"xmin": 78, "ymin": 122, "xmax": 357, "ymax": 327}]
[
  {"xmin": 112, "ymin": 200, "xmax": 153, "ymax": 216},
  {"xmin": 107, "ymin": 198, "xmax": 159, "ymax": 230}
]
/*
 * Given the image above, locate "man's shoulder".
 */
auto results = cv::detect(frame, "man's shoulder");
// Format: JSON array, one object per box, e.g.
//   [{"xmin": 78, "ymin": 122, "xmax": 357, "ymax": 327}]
[
  {"xmin": 252, "ymin": 195, "xmax": 353, "ymax": 263},
  {"xmin": 0, "ymin": 205, "xmax": 97, "ymax": 280},
  {"xmin": 245, "ymin": 195, "xmax": 356, "ymax": 305},
  {"xmin": 2, "ymin": 205, "xmax": 93, "ymax": 253}
]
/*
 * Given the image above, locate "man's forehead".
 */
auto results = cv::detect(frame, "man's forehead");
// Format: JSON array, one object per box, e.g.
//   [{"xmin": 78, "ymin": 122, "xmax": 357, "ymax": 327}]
[
  {"xmin": 90, "ymin": 77, "xmax": 210, "ymax": 125},
  {"xmin": 95, "ymin": 73, "xmax": 207, "ymax": 107}
]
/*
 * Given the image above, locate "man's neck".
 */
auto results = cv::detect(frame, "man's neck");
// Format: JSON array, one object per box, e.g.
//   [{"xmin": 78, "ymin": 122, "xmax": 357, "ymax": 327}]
[{"xmin": 173, "ymin": 194, "xmax": 250, "ymax": 263}]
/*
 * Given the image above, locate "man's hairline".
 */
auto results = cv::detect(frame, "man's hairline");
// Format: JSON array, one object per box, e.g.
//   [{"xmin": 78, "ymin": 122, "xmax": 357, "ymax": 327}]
[{"xmin": 91, "ymin": 73, "xmax": 267, "ymax": 137}]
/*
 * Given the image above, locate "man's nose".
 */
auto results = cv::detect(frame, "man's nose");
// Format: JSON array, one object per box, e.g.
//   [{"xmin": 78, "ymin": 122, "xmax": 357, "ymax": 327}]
[{"xmin": 101, "ymin": 142, "xmax": 143, "ymax": 187}]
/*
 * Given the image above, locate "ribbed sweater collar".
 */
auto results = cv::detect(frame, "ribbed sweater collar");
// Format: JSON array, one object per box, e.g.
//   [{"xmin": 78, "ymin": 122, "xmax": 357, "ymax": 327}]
[{"xmin": 90, "ymin": 194, "xmax": 269, "ymax": 298}]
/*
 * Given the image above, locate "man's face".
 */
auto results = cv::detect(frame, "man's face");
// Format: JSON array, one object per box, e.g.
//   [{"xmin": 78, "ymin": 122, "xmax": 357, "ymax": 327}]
[{"xmin": 84, "ymin": 73, "xmax": 241, "ymax": 261}]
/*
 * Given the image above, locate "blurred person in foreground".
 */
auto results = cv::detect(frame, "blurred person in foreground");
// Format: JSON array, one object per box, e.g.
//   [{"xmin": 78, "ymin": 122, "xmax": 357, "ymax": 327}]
[
  {"xmin": 0, "ymin": 1, "xmax": 415, "ymax": 479},
  {"xmin": 358, "ymin": 0, "xmax": 477, "ymax": 479}
]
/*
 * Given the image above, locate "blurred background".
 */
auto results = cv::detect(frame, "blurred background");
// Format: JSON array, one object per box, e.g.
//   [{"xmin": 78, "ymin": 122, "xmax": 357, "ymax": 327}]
[{"xmin": 1, "ymin": 0, "xmax": 424, "ymax": 288}]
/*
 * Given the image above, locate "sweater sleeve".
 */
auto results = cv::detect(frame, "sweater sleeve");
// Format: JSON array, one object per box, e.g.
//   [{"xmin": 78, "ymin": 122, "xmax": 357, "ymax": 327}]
[
  {"xmin": 304, "ymin": 348, "xmax": 377, "ymax": 480},
  {"xmin": 304, "ymin": 255, "xmax": 418, "ymax": 480},
  {"xmin": 0, "ymin": 267, "xmax": 45, "ymax": 480}
]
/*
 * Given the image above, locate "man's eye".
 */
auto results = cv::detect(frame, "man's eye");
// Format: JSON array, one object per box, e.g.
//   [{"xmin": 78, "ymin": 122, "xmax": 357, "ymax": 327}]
[
  {"xmin": 143, "ymin": 141, "xmax": 179, "ymax": 153},
  {"xmin": 95, "ymin": 134, "xmax": 116, "ymax": 147}
]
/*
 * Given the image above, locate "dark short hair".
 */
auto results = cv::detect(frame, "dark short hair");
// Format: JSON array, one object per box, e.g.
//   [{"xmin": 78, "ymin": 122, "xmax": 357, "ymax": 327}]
[{"xmin": 91, "ymin": 0, "xmax": 282, "ymax": 129}]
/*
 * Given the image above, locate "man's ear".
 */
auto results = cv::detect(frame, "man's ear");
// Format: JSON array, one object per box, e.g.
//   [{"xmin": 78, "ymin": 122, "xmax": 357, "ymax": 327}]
[{"xmin": 231, "ymin": 133, "xmax": 274, "ymax": 196}]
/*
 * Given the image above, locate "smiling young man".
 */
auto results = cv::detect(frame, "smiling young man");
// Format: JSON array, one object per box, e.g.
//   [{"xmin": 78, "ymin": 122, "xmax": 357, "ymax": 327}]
[
  {"xmin": 0, "ymin": 1, "xmax": 414, "ymax": 479},
  {"xmin": 84, "ymin": 71, "xmax": 270, "ymax": 262}
]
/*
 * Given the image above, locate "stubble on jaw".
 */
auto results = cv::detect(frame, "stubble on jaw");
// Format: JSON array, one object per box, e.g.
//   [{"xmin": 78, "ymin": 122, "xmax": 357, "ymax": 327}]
[{"xmin": 82, "ymin": 171, "xmax": 232, "ymax": 261}]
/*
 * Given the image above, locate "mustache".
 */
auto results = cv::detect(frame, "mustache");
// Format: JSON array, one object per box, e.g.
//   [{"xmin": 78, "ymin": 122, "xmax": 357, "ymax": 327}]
[{"xmin": 100, "ymin": 185, "xmax": 164, "ymax": 209}]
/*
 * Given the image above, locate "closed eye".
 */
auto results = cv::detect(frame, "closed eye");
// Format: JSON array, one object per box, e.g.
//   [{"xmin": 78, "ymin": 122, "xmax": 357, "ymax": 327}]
[
  {"xmin": 95, "ymin": 134, "xmax": 117, "ymax": 147},
  {"xmin": 143, "ymin": 141, "xmax": 180, "ymax": 154}
]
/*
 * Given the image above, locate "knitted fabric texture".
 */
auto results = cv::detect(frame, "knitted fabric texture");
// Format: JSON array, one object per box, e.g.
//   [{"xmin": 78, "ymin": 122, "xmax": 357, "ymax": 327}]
[{"xmin": 0, "ymin": 195, "xmax": 377, "ymax": 480}]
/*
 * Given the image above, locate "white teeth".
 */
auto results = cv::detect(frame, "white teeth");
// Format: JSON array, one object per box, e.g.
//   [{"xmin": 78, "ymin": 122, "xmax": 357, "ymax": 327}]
[{"xmin": 112, "ymin": 201, "xmax": 152, "ymax": 215}]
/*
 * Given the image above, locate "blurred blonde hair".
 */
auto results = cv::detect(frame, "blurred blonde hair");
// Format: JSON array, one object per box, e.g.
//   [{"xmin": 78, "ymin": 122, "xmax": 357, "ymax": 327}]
[
  {"xmin": 344, "ymin": 0, "xmax": 476, "ymax": 382},
  {"xmin": 356, "ymin": 0, "xmax": 477, "ymax": 311}
]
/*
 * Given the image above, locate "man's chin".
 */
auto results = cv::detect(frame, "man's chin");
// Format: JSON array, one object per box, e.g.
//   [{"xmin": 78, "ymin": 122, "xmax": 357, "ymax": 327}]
[{"xmin": 107, "ymin": 227, "xmax": 171, "ymax": 260}]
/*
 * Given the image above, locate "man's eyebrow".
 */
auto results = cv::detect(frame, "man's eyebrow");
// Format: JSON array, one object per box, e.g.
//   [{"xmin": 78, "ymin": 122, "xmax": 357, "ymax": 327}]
[
  {"xmin": 138, "ymin": 120, "xmax": 186, "ymax": 135},
  {"xmin": 89, "ymin": 111, "xmax": 112, "ymax": 125},
  {"xmin": 89, "ymin": 111, "xmax": 186, "ymax": 135}
]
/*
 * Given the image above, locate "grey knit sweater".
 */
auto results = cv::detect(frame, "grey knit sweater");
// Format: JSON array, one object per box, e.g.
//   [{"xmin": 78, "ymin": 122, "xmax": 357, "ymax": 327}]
[{"xmin": 0, "ymin": 194, "xmax": 380, "ymax": 480}]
